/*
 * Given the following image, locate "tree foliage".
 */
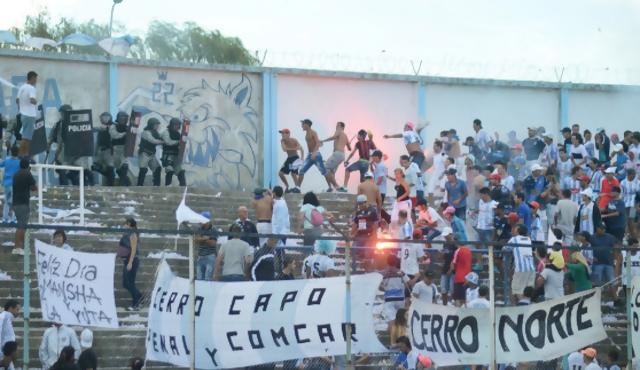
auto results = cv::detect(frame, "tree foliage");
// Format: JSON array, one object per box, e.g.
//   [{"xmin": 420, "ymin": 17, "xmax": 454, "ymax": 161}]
[{"xmin": 4, "ymin": 9, "xmax": 257, "ymax": 66}]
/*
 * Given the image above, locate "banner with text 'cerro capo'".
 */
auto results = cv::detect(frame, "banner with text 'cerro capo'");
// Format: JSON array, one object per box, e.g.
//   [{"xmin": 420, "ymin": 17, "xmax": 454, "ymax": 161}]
[
  {"xmin": 409, "ymin": 289, "xmax": 607, "ymax": 366},
  {"xmin": 35, "ymin": 240, "xmax": 118, "ymax": 328},
  {"xmin": 146, "ymin": 260, "xmax": 386, "ymax": 369}
]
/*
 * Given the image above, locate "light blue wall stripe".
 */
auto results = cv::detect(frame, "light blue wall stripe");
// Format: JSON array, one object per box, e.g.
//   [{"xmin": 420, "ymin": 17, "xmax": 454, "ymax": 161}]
[
  {"xmin": 109, "ymin": 61, "xmax": 118, "ymax": 116},
  {"xmin": 269, "ymin": 74, "xmax": 279, "ymax": 189},
  {"xmin": 560, "ymin": 88, "xmax": 569, "ymax": 128},
  {"xmin": 418, "ymin": 83, "xmax": 426, "ymax": 150},
  {"xmin": 262, "ymin": 72, "xmax": 273, "ymax": 188}
]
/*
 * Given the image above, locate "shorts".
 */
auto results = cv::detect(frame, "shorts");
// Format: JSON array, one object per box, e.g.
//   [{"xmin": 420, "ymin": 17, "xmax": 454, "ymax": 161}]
[
  {"xmin": 440, "ymin": 274, "xmax": 455, "ymax": 294},
  {"xmin": 279, "ymin": 155, "xmax": 300, "ymax": 175},
  {"xmin": 14, "ymin": 204, "xmax": 30, "ymax": 229},
  {"xmin": 299, "ymin": 153, "xmax": 327, "ymax": 176},
  {"xmin": 409, "ymin": 151, "xmax": 425, "ymax": 170},
  {"xmin": 404, "ymin": 274, "xmax": 415, "ymax": 297},
  {"xmin": 346, "ymin": 160, "xmax": 370, "ymax": 183},
  {"xmin": 453, "ymin": 282, "xmax": 466, "ymax": 301},
  {"xmin": 416, "ymin": 190, "xmax": 424, "ymax": 201},
  {"xmin": 626, "ymin": 207, "xmax": 637, "ymax": 220},
  {"xmin": 21, "ymin": 115, "xmax": 36, "ymax": 140},
  {"xmin": 591, "ymin": 264, "xmax": 615, "ymax": 286},
  {"xmin": 512, "ymin": 271, "xmax": 536, "ymax": 295},
  {"xmin": 384, "ymin": 300, "xmax": 405, "ymax": 321},
  {"xmin": 391, "ymin": 200, "xmax": 412, "ymax": 222},
  {"xmin": 324, "ymin": 151, "xmax": 345, "ymax": 173},
  {"xmin": 607, "ymin": 227, "xmax": 625, "ymax": 243}
]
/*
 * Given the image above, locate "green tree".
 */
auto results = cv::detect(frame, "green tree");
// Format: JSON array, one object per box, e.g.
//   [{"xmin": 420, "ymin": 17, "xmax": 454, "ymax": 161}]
[{"xmin": 3, "ymin": 9, "xmax": 257, "ymax": 66}]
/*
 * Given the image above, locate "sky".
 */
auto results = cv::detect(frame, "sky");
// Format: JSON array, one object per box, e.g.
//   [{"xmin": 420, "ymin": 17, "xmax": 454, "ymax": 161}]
[{"xmin": 3, "ymin": 0, "xmax": 640, "ymax": 84}]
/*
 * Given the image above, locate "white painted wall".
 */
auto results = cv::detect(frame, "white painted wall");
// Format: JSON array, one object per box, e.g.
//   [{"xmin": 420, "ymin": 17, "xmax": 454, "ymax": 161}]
[
  {"xmin": 277, "ymin": 75, "xmax": 417, "ymax": 194},
  {"xmin": 568, "ymin": 90, "xmax": 640, "ymax": 137}
]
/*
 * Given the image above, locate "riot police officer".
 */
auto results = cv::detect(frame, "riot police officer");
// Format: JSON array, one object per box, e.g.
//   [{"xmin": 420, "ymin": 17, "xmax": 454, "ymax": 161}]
[
  {"xmin": 137, "ymin": 117, "xmax": 164, "ymax": 186},
  {"xmin": 109, "ymin": 111, "xmax": 131, "ymax": 186},
  {"xmin": 161, "ymin": 118, "xmax": 185, "ymax": 186},
  {"xmin": 4, "ymin": 114, "xmax": 24, "ymax": 154},
  {"xmin": 46, "ymin": 104, "xmax": 74, "ymax": 185},
  {"xmin": 91, "ymin": 112, "xmax": 116, "ymax": 186}
]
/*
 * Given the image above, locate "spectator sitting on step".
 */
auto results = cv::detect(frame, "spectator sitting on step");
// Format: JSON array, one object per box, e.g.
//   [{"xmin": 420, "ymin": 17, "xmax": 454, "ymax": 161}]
[
  {"xmin": 0, "ymin": 341, "xmax": 17, "ymax": 370},
  {"xmin": 49, "ymin": 346, "xmax": 81, "ymax": 370},
  {"xmin": 77, "ymin": 329, "xmax": 97, "ymax": 370},
  {"xmin": 0, "ymin": 300, "xmax": 21, "ymax": 349},
  {"xmin": 39, "ymin": 324, "xmax": 81, "ymax": 370},
  {"xmin": 53, "ymin": 230, "xmax": 72, "ymax": 250},
  {"xmin": 0, "ymin": 146, "xmax": 21, "ymax": 223},
  {"xmin": 214, "ymin": 224, "xmax": 252, "ymax": 282},
  {"xmin": 229, "ymin": 206, "xmax": 259, "ymax": 251}
]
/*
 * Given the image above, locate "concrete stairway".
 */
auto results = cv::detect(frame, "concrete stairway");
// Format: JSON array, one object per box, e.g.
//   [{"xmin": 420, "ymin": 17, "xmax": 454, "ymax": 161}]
[{"xmin": 0, "ymin": 185, "xmax": 628, "ymax": 369}]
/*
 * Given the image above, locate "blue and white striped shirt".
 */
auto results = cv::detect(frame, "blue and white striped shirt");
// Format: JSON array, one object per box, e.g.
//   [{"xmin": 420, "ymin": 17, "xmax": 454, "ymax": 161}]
[
  {"xmin": 590, "ymin": 170, "xmax": 603, "ymax": 193},
  {"xmin": 579, "ymin": 202, "xmax": 594, "ymax": 233},
  {"xmin": 399, "ymin": 221, "xmax": 414, "ymax": 240},
  {"xmin": 557, "ymin": 159, "xmax": 572, "ymax": 185},
  {"xmin": 563, "ymin": 177, "xmax": 581, "ymax": 203},
  {"xmin": 531, "ymin": 217, "xmax": 544, "ymax": 242},
  {"xmin": 504, "ymin": 236, "xmax": 536, "ymax": 272},
  {"xmin": 477, "ymin": 199, "xmax": 494, "ymax": 230},
  {"xmin": 621, "ymin": 178, "xmax": 640, "ymax": 208},
  {"xmin": 580, "ymin": 243, "xmax": 593, "ymax": 264}
]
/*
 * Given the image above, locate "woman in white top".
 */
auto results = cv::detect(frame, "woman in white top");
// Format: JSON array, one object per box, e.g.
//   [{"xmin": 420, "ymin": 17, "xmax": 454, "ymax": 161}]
[
  {"xmin": 296, "ymin": 192, "xmax": 334, "ymax": 249},
  {"xmin": 570, "ymin": 133, "xmax": 589, "ymax": 169}
]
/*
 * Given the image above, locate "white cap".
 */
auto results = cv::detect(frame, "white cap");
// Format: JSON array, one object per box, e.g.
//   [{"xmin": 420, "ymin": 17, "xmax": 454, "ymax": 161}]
[
  {"xmin": 442, "ymin": 227, "xmax": 453, "ymax": 237},
  {"xmin": 465, "ymin": 272, "xmax": 479, "ymax": 285},
  {"xmin": 490, "ymin": 201, "xmax": 499, "ymax": 209},
  {"xmin": 605, "ymin": 167, "xmax": 616, "ymax": 174},
  {"xmin": 364, "ymin": 171, "xmax": 374, "ymax": 178},
  {"xmin": 612, "ymin": 143, "xmax": 624, "ymax": 153},
  {"xmin": 542, "ymin": 133, "xmax": 553, "ymax": 139},
  {"xmin": 80, "ymin": 328, "xmax": 93, "ymax": 348},
  {"xmin": 530, "ymin": 164, "xmax": 543, "ymax": 172},
  {"xmin": 595, "ymin": 127, "xmax": 605, "ymax": 134},
  {"xmin": 356, "ymin": 194, "xmax": 367, "ymax": 203}
]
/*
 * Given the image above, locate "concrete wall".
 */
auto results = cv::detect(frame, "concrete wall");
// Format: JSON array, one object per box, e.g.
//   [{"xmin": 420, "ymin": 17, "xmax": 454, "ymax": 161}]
[{"xmin": 567, "ymin": 90, "xmax": 640, "ymax": 136}]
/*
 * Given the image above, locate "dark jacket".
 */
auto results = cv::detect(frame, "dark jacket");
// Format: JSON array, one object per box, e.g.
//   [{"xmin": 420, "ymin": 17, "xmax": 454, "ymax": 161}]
[{"xmin": 574, "ymin": 203, "xmax": 602, "ymax": 234}]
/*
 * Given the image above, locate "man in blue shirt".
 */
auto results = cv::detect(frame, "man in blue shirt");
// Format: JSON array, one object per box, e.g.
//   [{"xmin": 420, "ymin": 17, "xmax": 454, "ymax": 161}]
[
  {"xmin": 602, "ymin": 186, "xmax": 626, "ymax": 243},
  {"xmin": 590, "ymin": 223, "xmax": 621, "ymax": 306},
  {"xmin": 444, "ymin": 168, "xmax": 468, "ymax": 220},
  {"xmin": 0, "ymin": 146, "xmax": 21, "ymax": 222},
  {"xmin": 515, "ymin": 192, "xmax": 532, "ymax": 234}
]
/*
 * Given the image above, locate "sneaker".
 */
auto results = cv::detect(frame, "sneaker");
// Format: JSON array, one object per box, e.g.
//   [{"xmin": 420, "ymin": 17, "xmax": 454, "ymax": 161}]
[
  {"xmin": 292, "ymin": 187, "xmax": 301, "ymax": 194},
  {"xmin": 336, "ymin": 186, "xmax": 348, "ymax": 192},
  {"xmin": 285, "ymin": 188, "xmax": 292, "ymax": 194},
  {"xmin": 325, "ymin": 188, "xmax": 334, "ymax": 193},
  {"xmin": 12, "ymin": 248, "xmax": 24, "ymax": 256},
  {"xmin": 472, "ymin": 264, "xmax": 483, "ymax": 272}
]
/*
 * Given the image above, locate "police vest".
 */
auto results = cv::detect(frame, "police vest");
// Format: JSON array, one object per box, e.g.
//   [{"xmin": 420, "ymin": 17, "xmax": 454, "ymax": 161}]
[
  {"xmin": 163, "ymin": 129, "xmax": 180, "ymax": 155},
  {"xmin": 14, "ymin": 115, "xmax": 23, "ymax": 141},
  {"xmin": 111, "ymin": 124, "xmax": 127, "ymax": 146},
  {"xmin": 97, "ymin": 123, "xmax": 112, "ymax": 150},
  {"xmin": 138, "ymin": 129, "xmax": 161, "ymax": 155},
  {"xmin": 50, "ymin": 120, "xmax": 62, "ymax": 143}
]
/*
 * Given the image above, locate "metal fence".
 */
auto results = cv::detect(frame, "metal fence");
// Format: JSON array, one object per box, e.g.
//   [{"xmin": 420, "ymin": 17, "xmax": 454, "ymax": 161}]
[{"xmin": 5, "ymin": 223, "xmax": 635, "ymax": 370}]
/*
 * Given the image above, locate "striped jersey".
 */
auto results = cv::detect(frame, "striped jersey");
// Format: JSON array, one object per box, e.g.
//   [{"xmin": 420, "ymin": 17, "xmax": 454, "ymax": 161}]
[
  {"xmin": 579, "ymin": 202, "xmax": 595, "ymax": 233},
  {"xmin": 579, "ymin": 243, "xmax": 593, "ymax": 264},
  {"xmin": 504, "ymin": 236, "xmax": 535, "ymax": 272},
  {"xmin": 531, "ymin": 216, "xmax": 544, "ymax": 242},
  {"xmin": 466, "ymin": 287, "xmax": 479, "ymax": 305},
  {"xmin": 501, "ymin": 176, "xmax": 515, "ymax": 192},
  {"xmin": 563, "ymin": 176, "xmax": 581, "ymax": 203},
  {"xmin": 477, "ymin": 199, "xmax": 494, "ymax": 230},
  {"xmin": 381, "ymin": 267, "xmax": 410, "ymax": 302},
  {"xmin": 620, "ymin": 178, "xmax": 640, "ymax": 207},
  {"xmin": 557, "ymin": 159, "xmax": 572, "ymax": 185},
  {"xmin": 544, "ymin": 143, "xmax": 558, "ymax": 167},
  {"xmin": 590, "ymin": 170, "xmax": 603, "ymax": 193}
]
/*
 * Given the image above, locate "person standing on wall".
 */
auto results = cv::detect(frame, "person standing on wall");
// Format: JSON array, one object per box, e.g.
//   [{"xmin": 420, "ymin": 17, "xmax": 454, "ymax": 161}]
[
  {"xmin": 319, "ymin": 122, "xmax": 351, "ymax": 193},
  {"xmin": 383, "ymin": 122, "xmax": 426, "ymax": 169},
  {"xmin": 295, "ymin": 119, "xmax": 327, "ymax": 191},
  {"xmin": 0, "ymin": 146, "xmax": 21, "ymax": 222},
  {"xmin": 11, "ymin": 158, "xmax": 36, "ymax": 255},
  {"xmin": 137, "ymin": 118, "xmax": 164, "ymax": 186},
  {"xmin": 252, "ymin": 187, "xmax": 273, "ymax": 247},
  {"xmin": 15, "ymin": 71, "xmax": 37, "ymax": 159},
  {"xmin": 91, "ymin": 112, "xmax": 116, "ymax": 186},
  {"xmin": 278, "ymin": 128, "xmax": 304, "ymax": 194},
  {"xmin": 161, "ymin": 118, "xmax": 186, "ymax": 186},
  {"xmin": 0, "ymin": 300, "xmax": 21, "ymax": 349},
  {"xmin": 118, "ymin": 218, "xmax": 142, "ymax": 311},
  {"xmin": 109, "ymin": 112, "xmax": 132, "ymax": 186},
  {"xmin": 339, "ymin": 129, "xmax": 377, "ymax": 192}
]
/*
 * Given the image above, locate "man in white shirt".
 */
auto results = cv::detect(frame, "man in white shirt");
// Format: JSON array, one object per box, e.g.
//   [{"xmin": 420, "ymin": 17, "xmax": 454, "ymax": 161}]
[
  {"xmin": 467, "ymin": 284, "xmax": 491, "ymax": 308},
  {"xmin": 15, "ymin": 71, "xmax": 38, "ymax": 158},
  {"xmin": 412, "ymin": 270, "xmax": 439, "ymax": 303},
  {"xmin": 371, "ymin": 150, "xmax": 388, "ymax": 203},
  {"xmin": 429, "ymin": 141, "xmax": 448, "ymax": 207},
  {"xmin": 415, "ymin": 199, "xmax": 445, "ymax": 239},
  {"xmin": 39, "ymin": 323, "xmax": 81, "ymax": 369},
  {"xmin": 400, "ymin": 155, "xmax": 422, "ymax": 215},
  {"xmin": 0, "ymin": 300, "xmax": 21, "ymax": 349},
  {"xmin": 271, "ymin": 186, "xmax": 290, "ymax": 273}
]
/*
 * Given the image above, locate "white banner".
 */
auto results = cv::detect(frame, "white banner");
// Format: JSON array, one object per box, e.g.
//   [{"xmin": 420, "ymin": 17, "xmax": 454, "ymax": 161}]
[
  {"xmin": 146, "ymin": 261, "xmax": 386, "ymax": 369},
  {"xmin": 409, "ymin": 289, "xmax": 607, "ymax": 366},
  {"xmin": 35, "ymin": 240, "xmax": 118, "ymax": 328},
  {"xmin": 631, "ymin": 276, "xmax": 640, "ymax": 355}
]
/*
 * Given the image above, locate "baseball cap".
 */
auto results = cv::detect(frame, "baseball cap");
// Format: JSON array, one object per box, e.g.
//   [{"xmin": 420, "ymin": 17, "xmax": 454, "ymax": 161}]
[
  {"xmin": 612, "ymin": 143, "xmax": 623, "ymax": 153},
  {"xmin": 542, "ymin": 132, "xmax": 554, "ymax": 139},
  {"xmin": 507, "ymin": 130, "xmax": 516, "ymax": 137},
  {"xmin": 611, "ymin": 133, "xmax": 619, "ymax": 141},
  {"xmin": 445, "ymin": 168, "xmax": 457, "ymax": 175},
  {"xmin": 444, "ymin": 206, "xmax": 456, "ymax": 214},
  {"xmin": 465, "ymin": 272, "xmax": 479, "ymax": 285},
  {"xmin": 356, "ymin": 194, "xmax": 367, "ymax": 204},
  {"xmin": 364, "ymin": 171, "xmax": 374, "ymax": 178},
  {"xmin": 562, "ymin": 127, "xmax": 571, "ymax": 133},
  {"xmin": 579, "ymin": 175, "xmax": 590, "ymax": 181},
  {"xmin": 405, "ymin": 122, "xmax": 415, "ymax": 130},
  {"xmin": 496, "ymin": 202, "xmax": 506, "ymax": 210},
  {"xmin": 581, "ymin": 348, "xmax": 596, "ymax": 358},
  {"xmin": 279, "ymin": 129, "xmax": 290, "ymax": 134},
  {"xmin": 418, "ymin": 355, "xmax": 433, "ymax": 368},
  {"xmin": 372, "ymin": 150, "xmax": 383, "ymax": 158},
  {"xmin": 530, "ymin": 164, "xmax": 543, "ymax": 172},
  {"xmin": 441, "ymin": 227, "xmax": 453, "ymax": 236},
  {"xmin": 512, "ymin": 144, "xmax": 524, "ymax": 150},
  {"xmin": 605, "ymin": 167, "xmax": 617, "ymax": 174},
  {"xmin": 580, "ymin": 187, "xmax": 594, "ymax": 198},
  {"xmin": 527, "ymin": 126, "xmax": 537, "ymax": 131},
  {"xmin": 201, "ymin": 211, "xmax": 211, "ymax": 220},
  {"xmin": 528, "ymin": 201, "xmax": 540, "ymax": 210},
  {"xmin": 506, "ymin": 213, "xmax": 519, "ymax": 221},
  {"xmin": 595, "ymin": 127, "xmax": 605, "ymax": 134},
  {"xmin": 465, "ymin": 153, "xmax": 476, "ymax": 164},
  {"xmin": 301, "ymin": 119, "xmax": 312, "ymax": 125},
  {"xmin": 422, "ymin": 271, "xmax": 434, "ymax": 278},
  {"xmin": 80, "ymin": 328, "xmax": 93, "ymax": 348},
  {"xmin": 489, "ymin": 174, "xmax": 502, "ymax": 181},
  {"xmin": 412, "ymin": 229, "xmax": 423, "ymax": 238},
  {"xmin": 253, "ymin": 187, "xmax": 265, "ymax": 194}
]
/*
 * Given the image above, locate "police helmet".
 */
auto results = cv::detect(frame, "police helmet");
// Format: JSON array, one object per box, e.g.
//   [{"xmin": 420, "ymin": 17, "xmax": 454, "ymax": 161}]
[
  {"xmin": 169, "ymin": 117, "xmax": 182, "ymax": 128},
  {"xmin": 116, "ymin": 111, "xmax": 129, "ymax": 124},
  {"xmin": 58, "ymin": 104, "xmax": 73, "ymax": 113},
  {"xmin": 146, "ymin": 117, "xmax": 161, "ymax": 129},
  {"xmin": 99, "ymin": 112, "xmax": 112, "ymax": 124}
]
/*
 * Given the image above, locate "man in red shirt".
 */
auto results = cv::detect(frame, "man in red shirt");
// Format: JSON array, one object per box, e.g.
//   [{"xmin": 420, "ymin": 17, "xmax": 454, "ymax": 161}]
[
  {"xmin": 599, "ymin": 167, "xmax": 620, "ymax": 210},
  {"xmin": 452, "ymin": 243, "xmax": 472, "ymax": 307}
]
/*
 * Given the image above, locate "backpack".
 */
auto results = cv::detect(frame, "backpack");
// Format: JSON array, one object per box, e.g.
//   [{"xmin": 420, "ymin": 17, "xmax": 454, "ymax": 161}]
[{"xmin": 305, "ymin": 206, "xmax": 324, "ymax": 227}]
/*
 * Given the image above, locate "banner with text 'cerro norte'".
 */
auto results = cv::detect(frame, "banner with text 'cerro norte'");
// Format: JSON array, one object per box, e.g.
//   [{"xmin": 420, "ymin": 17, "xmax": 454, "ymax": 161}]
[
  {"xmin": 145, "ymin": 260, "xmax": 386, "ymax": 369},
  {"xmin": 409, "ymin": 289, "xmax": 607, "ymax": 366}
]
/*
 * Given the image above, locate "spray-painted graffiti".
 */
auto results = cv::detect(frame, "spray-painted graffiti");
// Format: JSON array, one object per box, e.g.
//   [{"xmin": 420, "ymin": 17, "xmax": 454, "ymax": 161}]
[{"xmin": 117, "ymin": 71, "xmax": 260, "ymax": 189}]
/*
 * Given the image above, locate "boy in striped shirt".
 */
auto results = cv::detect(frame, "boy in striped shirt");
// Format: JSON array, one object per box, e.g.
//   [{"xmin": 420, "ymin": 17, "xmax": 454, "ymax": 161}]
[
  {"xmin": 502, "ymin": 225, "xmax": 536, "ymax": 300},
  {"xmin": 563, "ymin": 166, "xmax": 583, "ymax": 203},
  {"xmin": 620, "ymin": 169, "xmax": 639, "ymax": 238},
  {"xmin": 472, "ymin": 187, "xmax": 494, "ymax": 271},
  {"xmin": 557, "ymin": 148, "xmax": 572, "ymax": 184},
  {"xmin": 588, "ymin": 159, "xmax": 604, "ymax": 194}
]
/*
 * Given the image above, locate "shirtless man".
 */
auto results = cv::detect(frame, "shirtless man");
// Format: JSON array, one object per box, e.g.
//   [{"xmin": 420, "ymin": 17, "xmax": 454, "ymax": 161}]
[
  {"xmin": 383, "ymin": 122, "xmax": 426, "ymax": 169},
  {"xmin": 278, "ymin": 129, "xmax": 304, "ymax": 193},
  {"xmin": 295, "ymin": 119, "xmax": 327, "ymax": 190},
  {"xmin": 252, "ymin": 187, "xmax": 273, "ymax": 247},
  {"xmin": 357, "ymin": 172, "xmax": 383, "ymax": 219},
  {"xmin": 320, "ymin": 121, "xmax": 351, "ymax": 192}
]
